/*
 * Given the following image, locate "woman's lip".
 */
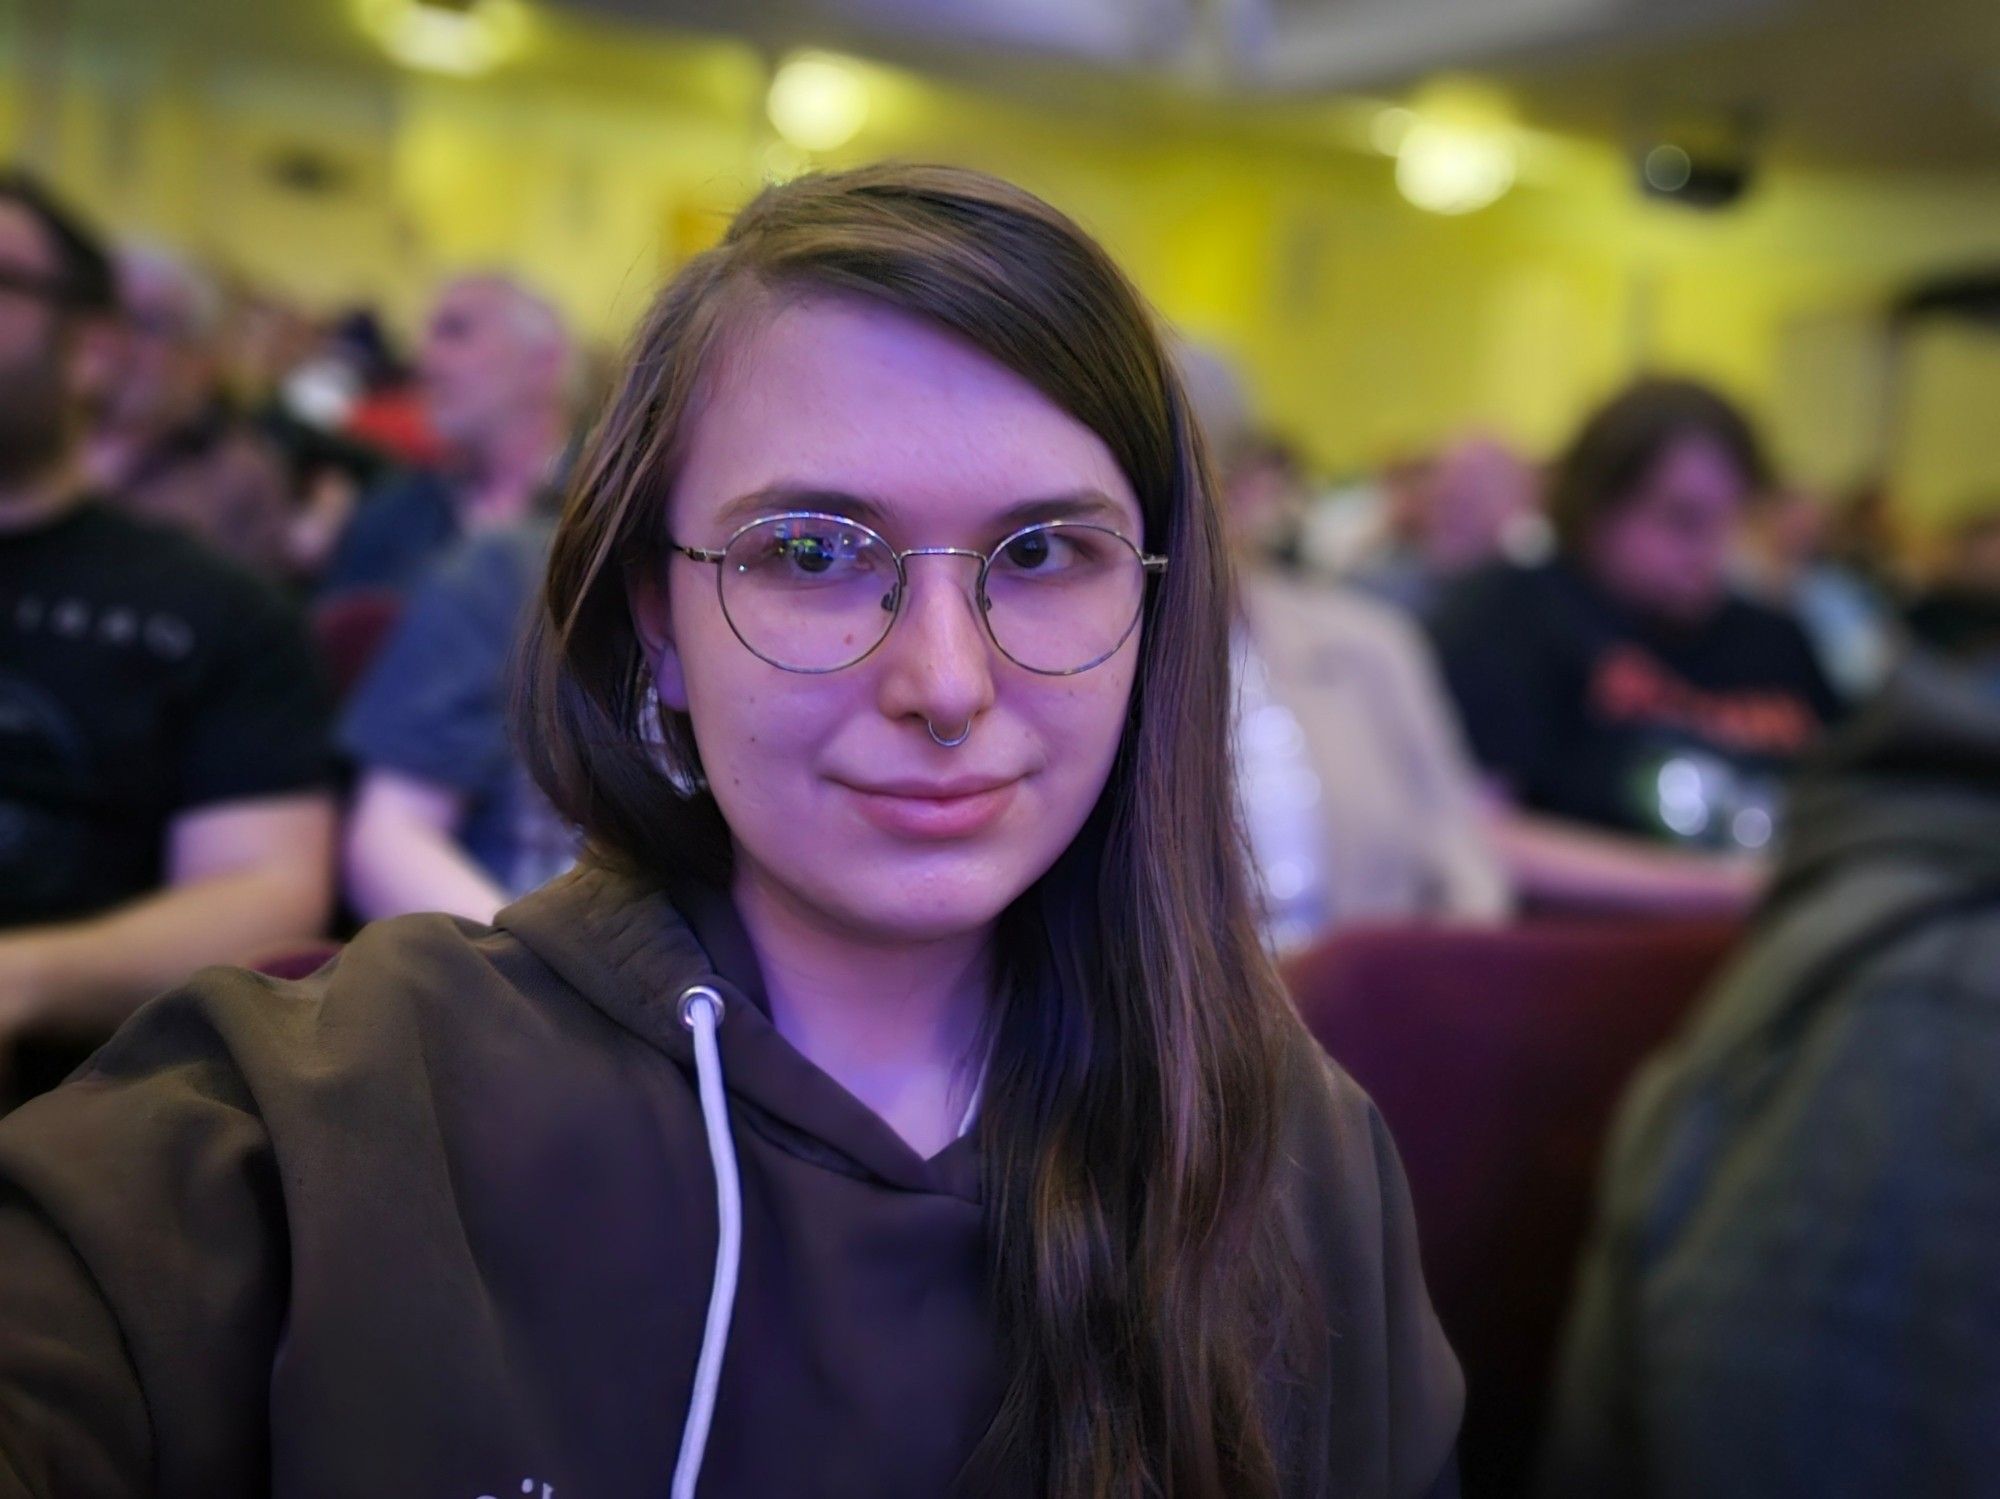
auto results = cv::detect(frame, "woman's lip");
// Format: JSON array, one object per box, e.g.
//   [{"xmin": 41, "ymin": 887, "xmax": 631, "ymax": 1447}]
[{"xmin": 840, "ymin": 778, "xmax": 1021, "ymax": 839}]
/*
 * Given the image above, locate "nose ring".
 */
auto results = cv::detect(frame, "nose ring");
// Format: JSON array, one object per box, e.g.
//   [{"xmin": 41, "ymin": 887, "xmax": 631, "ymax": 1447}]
[{"xmin": 926, "ymin": 718, "xmax": 972, "ymax": 748}]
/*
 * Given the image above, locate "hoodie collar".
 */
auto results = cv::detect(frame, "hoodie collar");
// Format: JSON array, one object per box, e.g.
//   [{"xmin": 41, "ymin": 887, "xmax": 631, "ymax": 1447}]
[{"xmin": 496, "ymin": 859, "xmax": 984, "ymax": 1202}]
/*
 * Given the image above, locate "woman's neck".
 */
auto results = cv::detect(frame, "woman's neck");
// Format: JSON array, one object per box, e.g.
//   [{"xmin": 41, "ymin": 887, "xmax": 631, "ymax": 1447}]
[{"xmin": 732, "ymin": 865, "xmax": 993, "ymax": 1160}]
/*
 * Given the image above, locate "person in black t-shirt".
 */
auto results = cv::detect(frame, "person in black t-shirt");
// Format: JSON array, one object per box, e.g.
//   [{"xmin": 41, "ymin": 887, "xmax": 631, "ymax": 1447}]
[
  {"xmin": 1431, "ymin": 378, "xmax": 1843, "ymax": 916},
  {"xmin": 0, "ymin": 171, "xmax": 335, "ymax": 1107}
]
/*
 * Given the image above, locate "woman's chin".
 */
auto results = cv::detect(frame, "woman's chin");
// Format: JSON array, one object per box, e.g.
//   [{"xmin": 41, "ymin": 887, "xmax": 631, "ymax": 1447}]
[{"xmin": 802, "ymin": 861, "xmax": 1027, "ymax": 946}]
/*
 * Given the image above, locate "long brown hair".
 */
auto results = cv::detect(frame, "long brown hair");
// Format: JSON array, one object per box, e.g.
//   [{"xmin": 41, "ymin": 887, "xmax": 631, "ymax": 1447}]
[{"xmin": 518, "ymin": 163, "xmax": 1303, "ymax": 1497}]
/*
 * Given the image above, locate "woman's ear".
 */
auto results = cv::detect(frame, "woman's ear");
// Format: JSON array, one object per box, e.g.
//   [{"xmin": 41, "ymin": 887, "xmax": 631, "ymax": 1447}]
[{"xmin": 628, "ymin": 565, "xmax": 690, "ymax": 712}]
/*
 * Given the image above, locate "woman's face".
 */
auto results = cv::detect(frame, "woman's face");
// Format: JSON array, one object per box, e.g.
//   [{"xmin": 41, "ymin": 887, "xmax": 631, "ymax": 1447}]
[{"xmin": 636, "ymin": 295, "xmax": 1145, "ymax": 945}]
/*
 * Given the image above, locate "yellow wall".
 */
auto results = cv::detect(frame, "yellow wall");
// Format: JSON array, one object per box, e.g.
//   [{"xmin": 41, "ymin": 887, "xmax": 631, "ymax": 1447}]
[{"xmin": 6, "ymin": 12, "xmax": 1998, "ymax": 531}]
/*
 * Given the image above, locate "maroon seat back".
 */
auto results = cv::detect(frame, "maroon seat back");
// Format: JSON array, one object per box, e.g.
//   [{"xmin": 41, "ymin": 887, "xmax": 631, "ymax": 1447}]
[
  {"xmin": 1285, "ymin": 918, "xmax": 1741, "ymax": 1497},
  {"xmin": 311, "ymin": 590, "xmax": 403, "ymax": 701}
]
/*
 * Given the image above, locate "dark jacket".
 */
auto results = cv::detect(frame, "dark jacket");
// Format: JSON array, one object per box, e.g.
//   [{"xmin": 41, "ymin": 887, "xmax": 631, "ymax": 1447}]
[
  {"xmin": 0, "ymin": 861, "xmax": 1462, "ymax": 1497},
  {"xmin": 1543, "ymin": 657, "xmax": 2000, "ymax": 1497}
]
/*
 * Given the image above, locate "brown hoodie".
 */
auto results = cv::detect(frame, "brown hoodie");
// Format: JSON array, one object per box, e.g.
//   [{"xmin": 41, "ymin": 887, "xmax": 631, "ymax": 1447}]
[{"xmin": 0, "ymin": 860, "xmax": 1461, "ymax": 1497}]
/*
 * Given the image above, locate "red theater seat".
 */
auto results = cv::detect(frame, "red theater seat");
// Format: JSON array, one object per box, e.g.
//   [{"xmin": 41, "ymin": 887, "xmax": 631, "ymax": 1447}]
[
  {"xmin": 1285, "ymin": 917, "xmax": 1742, "ymax": 1497},
  {"xmin": 311, "ymin": 589, "xmax": 403, "ymax": 701}
]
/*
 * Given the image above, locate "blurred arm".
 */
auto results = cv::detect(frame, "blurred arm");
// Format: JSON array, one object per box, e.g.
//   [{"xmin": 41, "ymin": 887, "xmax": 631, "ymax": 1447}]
[
  {"xmin": 0, "ymin": 793, "xmax": 334, "ymax": 1040},
  {"xmin": 344, "ymin": 768, "xmax": 507, "ymax": 926},
  {"xmin": 1488, "ymin": 799, "xmax": 1765, "ymax": 917},
  {"xmin": 1370, "ymin": 610, "xmax": 1514, "ymax": 921}
]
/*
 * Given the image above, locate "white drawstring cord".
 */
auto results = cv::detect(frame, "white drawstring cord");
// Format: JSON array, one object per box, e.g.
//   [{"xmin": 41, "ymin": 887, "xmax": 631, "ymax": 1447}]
[
  {"xmin": 955, "ymin": 1049, "xmax": 988, "ymax": 1141},
  {"xmin": 671, "ymin": 985, "xmax": 741, "ymax": 1499}
]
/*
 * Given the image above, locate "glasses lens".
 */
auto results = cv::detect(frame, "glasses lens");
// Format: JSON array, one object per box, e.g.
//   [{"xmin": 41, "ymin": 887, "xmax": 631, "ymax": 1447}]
[
  {"xmin": 719, "ymin": 516, "xmax": 898, "ymax": 671},
  {"xmin": 982, "ymin": 524, "xmax": 1147, "ymax": 674}
]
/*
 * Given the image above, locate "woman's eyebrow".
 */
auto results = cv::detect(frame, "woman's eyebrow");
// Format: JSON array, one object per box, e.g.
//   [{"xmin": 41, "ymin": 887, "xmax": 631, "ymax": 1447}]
[
  {"xmin": 710, "ymin": 485, "xmax": 1128, "ymax": 535},
  {"xmin": 987, "ymin": 492, "xmax": 1126, "ymax": 529}
]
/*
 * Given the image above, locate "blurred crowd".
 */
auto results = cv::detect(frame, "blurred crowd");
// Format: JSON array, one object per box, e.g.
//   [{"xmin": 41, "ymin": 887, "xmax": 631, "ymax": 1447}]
[
  {"xmin": 0, "ymin": 169, "xmax": 584, "ymax": 1105},
  {"xmin": 1193, "ymin": 335, "xmax": 1998, "ymax": 936},
  {"xmin": 7, "ymin": 149, "xmax": 1997, "ymax": 1085},
  {"xmin": 5, "ymin": 162, "xmax": 2000, "ymax": 1495}
]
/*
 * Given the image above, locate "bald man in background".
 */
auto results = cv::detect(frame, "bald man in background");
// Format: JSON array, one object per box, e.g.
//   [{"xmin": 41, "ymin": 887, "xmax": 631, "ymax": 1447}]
[
  {"xmin": 332, "ymin": 274, "xmax": 581, "ymax": 922},
  {"xmin": 317, "ymin": 273, "xmax": 574, "ymax": 599}
]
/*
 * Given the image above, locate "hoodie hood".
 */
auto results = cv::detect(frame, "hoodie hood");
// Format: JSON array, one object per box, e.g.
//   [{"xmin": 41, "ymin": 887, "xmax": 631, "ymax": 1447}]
[
  {"xmin": 495, "ymin": 857, "xmax": 983, "ymax": 1200},
  {"xmin": 1772, "ymin": 652, "xmax": 2000, "ymax": 903}
]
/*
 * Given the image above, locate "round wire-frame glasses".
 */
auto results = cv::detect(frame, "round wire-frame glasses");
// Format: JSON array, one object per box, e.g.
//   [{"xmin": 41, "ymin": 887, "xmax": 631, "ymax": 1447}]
[{"xmin": 670, "ymin": 510, "xmax": 1169, "ymax": 677}]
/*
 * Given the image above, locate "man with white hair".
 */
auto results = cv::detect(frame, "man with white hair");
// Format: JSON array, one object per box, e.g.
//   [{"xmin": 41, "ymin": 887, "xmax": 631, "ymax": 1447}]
[
  {"xmin": 87, "ymin": 245, "xmax": 296, "ymax": 577},
  {"xmin": 317, "ymin": 273, "xmax": 573, "ymax": 598},
  {"xmin": 333, "ymin": 274, "xmax": 580, "ymax": 920}
]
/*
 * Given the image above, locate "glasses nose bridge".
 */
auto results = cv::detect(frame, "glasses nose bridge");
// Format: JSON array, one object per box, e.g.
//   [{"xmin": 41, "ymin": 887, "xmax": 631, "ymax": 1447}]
[
  {"xmin": 890, "ymin": 544, "xmax": 991, "ymax": 605},
  {"xmin": 883, "ymin": 543, "xmax": 997, "ymax": 658},
  {"xmin": 895, "ymin": 543, "xmax": 987, "ymax": 567}
]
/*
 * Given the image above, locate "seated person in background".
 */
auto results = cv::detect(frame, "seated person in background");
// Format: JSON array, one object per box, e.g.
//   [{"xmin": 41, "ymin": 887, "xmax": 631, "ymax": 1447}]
[
  {"xmin": 1298, "ymin": 450, "xmax": 1432, "ymax": 581},
  {"xmin": 1348, "ymin": 435, "xmax": 1545, "ymax": 620},
  {"xmin": 1543, "ymin": 599, "xmax": 2000, "ymax": 1498},
  {"xmin": 316, "ymin": 273, "xmax": 573, "ymax": 599},
  {"xmin": 340, "ymin": 517, "xmax": 578, "ymax": 923},
  {"xmin": 330, "ymin": 308, "xmax": 444, "ymax": 472},
  {"xmin": 85, "ymin": 246, "xmax": 297, "ymax": 580},
  {"xmin": 0, "ymin": 171, "xmax": 335, "ymax": 1109},
  {"xmin": 213, "ymin": 289, "xmax": 398, "ymax": 580},
  {"xmin": 1932, "ymin": 507, "xmax": 2000, "ymax": 593},
  {"xmin": 1430, "ymin": 378, "xmax": 1843, "ymax": 916},
  {"xmin": 1734, "ymin": 483, "xmax": 1897, "ymax": 702},
  {"xmin": 1205, "ymin": 415, "xmax": 1509, "ymax": 948},
  {"xmin": 1222, "ymin": 431, "xmax": 1311, "ymax": 570}
]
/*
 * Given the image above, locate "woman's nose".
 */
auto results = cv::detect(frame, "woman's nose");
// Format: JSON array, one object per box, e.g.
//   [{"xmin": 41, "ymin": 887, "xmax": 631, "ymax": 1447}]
[{"xmin": 873, "ymin": 556, "xmax": 997, "ymax": 734}]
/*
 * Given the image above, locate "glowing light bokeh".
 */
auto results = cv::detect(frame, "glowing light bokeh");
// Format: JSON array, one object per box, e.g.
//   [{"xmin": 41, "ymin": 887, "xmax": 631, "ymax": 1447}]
[
  {"xmin": 356, "ymin": 0, "xmax": 528, "ymax": 77},
  {"xmin": 767, "ymin": 55, "xmax": 870, "ymax": 153},
  {"xmin": 1394, "ymin": 121, "xmax": 1517, "ymax": 215}
]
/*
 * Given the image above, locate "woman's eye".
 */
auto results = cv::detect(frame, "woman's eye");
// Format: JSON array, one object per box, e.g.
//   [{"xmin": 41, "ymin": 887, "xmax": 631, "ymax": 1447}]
[
  {"xmin": 1001, "ymin": 529, "xmax": 1060, "ymax": 570},
  {"xmin": 779, "ymin": 536, "xmax": 837, "ymax": 574}
]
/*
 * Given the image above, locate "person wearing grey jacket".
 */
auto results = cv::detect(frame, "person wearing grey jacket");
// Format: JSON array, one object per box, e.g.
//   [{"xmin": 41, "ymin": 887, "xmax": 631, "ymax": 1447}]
[{"xmin": 1543, "ymin": 635, "xmax": 2000, "ymax": 1497}]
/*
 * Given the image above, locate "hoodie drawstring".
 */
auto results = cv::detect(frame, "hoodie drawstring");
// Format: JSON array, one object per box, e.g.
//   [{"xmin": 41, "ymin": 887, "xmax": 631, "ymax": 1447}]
[{"xmin": 671, "ymin": 985, "xmax": 740, "ymax": 1499}]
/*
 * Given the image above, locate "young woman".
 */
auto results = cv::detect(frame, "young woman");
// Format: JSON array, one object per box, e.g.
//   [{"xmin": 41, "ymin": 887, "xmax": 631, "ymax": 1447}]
[{"xmin": 0, "ymin": 165, "xmax": 1460, "ymax": 1498}]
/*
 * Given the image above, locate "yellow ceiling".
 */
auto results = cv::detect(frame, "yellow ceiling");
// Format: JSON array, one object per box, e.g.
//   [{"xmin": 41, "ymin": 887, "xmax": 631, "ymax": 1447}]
[{"xmin": 28, "ymin": 0, "xmax": 2000, "ymax": 175}]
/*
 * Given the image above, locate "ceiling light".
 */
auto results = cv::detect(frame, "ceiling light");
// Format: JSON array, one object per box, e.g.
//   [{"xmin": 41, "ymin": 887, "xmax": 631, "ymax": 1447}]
[
  {"xmin": 1394, "ymin": 122, "xmax": 1516, "ymax": 215},
  {"xmin": 767, "ymin": 55, "xmax": 870, "ymax": 153},
  {"xmin": 357, "ymin": 0, "xmax": 528, "ymax": 78}
]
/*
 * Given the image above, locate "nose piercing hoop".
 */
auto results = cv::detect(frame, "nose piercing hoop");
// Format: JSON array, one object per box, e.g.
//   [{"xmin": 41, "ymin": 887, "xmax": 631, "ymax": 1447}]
[{"xmin": 926, "ymin": 718, "xmax": 973, "ymax": 748}]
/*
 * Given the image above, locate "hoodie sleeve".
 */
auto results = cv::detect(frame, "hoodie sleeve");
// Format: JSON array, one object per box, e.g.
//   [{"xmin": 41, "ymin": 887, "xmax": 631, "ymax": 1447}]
[
  {"xmin": 1361, "ymin": 1088, "xmax": 1466, "ymax": 1498},
  {"xmin": 1279, "ymin": 1038, "xmax": 1465, "ymax": 1498},
  {"xmin": 0, "ymin": 978, "xmax": 288, "ymax": 1499}
]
